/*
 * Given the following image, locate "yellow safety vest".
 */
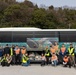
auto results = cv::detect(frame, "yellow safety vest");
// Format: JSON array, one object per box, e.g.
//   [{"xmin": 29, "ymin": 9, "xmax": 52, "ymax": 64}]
[
  {"xmin": 45, "ymin": 49, "xmax": 50, "ymax": 56},
  {"xmin": 45, "ymin": 52, "xmax": 50, "ymax": 56},
  {"xmin": 22, "ymin": 55, "xmax": 27, "ymax": 63},
  {"xmin": 0, "ymin": 57, "xmax": 6, "ymax": 62},
  {"xmin": 68, "ymin": 48, "xmax": 74, "ymax": 56},
  {"xmin": 45, "ymin": 49, "xmax": 49, "ymax": 53},
  {"xmin": 10, "ymin": 48, "xmax": 13, "ymax": 56}
]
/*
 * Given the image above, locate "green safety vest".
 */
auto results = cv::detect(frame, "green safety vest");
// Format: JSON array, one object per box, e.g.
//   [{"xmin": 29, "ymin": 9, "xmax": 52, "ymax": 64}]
[
  {"xmin": 45, "ymin": 49, "xmax": 49, "ymax": 52},
  {"xmin": 45, "ymin": 49, "xmax": 50, "ymax": 56},
  {"xmin": 22, "ymin": 55, "xmax": 27, "ymax": 63},
  {"xmin": 68, "ymin": 48, "xmax": 74, "ymax": 56},
  {"xmin": 0, "ymin": 57, "xmax": 6, "ymax": 62},
  {"xmin": 10, "ymin": 48, "xmax": 13, "ymax": 56},
  {"xmin": 45, "ymin": 52, "xmax": 50, "ymax": 56}
]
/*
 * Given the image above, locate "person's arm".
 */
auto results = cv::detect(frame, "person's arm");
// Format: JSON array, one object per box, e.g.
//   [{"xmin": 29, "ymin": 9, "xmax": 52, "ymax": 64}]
[
  {"xmin": 71, "ymin": 48, "xmax": 75, "ymax": 54},
  {"xmin": 0, "ymin": 57, "xmax": 4, "ymax": 62},
  {"xmin": 13, "ymin": 49, "xmax": 15, "ymax": 55},
  {"xmin": 3, "ymin": 48, "xmax": 5, "ymax": 55},
  {"xmin": 9, "ymin": 56, "xmax": 12, "ymax": 63},
  {"xmin": 9, "ymin": 47, "xmax": 10, "ymax": 55},
  {"xmin": 67, "ymin": 48, "xmax": 69, "ymax": 55},
  {"xmin": 8, "ymin": 56, "xmax": 12, "ymax": 63},
  {"xmin": 59, "ymin": 49, "xmax": 62, "ymax": 55},
  {"xmin": 57, "ymin": 45, "xmax": 60, "ymax": 55}
]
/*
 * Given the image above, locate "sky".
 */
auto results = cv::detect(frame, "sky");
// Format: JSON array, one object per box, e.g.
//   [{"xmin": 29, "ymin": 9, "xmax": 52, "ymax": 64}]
[{"xmin": 16, "ymin": 0, "xmax": 76, "ymax": 7}]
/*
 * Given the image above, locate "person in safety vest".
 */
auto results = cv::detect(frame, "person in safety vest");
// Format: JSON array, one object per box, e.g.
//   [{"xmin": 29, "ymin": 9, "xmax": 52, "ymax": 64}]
[
  {"xmin": 0, "ymin": 54, "xmax": 7, "ymax": 67},
  {"xmin": 50, "ymin": 45, "xmax": 56, "ymax": 55},
  {"xmin": 60, "ymin": 44, "xmax": 66, "ymax": 57},
  {"xmin": 6, "ymin": 54, "xmax": 12, "ymax": 66},
  {"xmin": 68, "ymin": 44, "xmax": 75, "ymax": 67},
  {"xmin": 14, "ymin": 45, "xmax": 21, "ymax": 65},
  {"xmin": 51, "ymin": 53, "xmax": 58, "ymax": 66},
  {"xmin": 22, "ymin": 53, "xmax": 30, "ymax": 66},
  {"xmin": 45, "ymin": 46, "xmax": 50, "ymax": 65},
  {"xmin": 59, "ymin": 44, "xmax": 67, "ymax": 64},
  {"xmin": 54, "ymin": 42, "xmax": 60, "ymax": 55},
  {"xmin": 63, "ymin": 55, "xmax": 72, "ymax": 68},
  {"xmin": 10, "ymin": 45, "xmax": 15, "ymax": 65},
  {"xmin": 0, "ymin": 54, "xmax": 12, "ymax": 67},
  {"xmin": 21, "ymin": 46, "xmax": 26, "ymax": 55},
  {"xmin": 59, "ymin": 44, "xmax": 66, "ymax": 57}
]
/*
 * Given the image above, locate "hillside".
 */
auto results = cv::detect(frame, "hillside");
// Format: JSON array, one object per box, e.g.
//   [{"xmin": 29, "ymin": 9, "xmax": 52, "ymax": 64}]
[{"xmin": 0, "ymin": 0, "xmax": 76, "ymax": 29}]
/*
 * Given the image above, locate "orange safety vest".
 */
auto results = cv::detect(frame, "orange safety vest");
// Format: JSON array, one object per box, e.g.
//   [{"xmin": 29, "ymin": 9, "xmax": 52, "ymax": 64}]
[
  {"xmin": 61, "ymin": 47, "xmax": 66, "ymax": 53},
  {"xmin": 54, "ymin": 45, "xmax": 59, "ymax": 51},
  {"xmin": 50, "ymin": 48, "xmax": 56, "ymax": 54}
]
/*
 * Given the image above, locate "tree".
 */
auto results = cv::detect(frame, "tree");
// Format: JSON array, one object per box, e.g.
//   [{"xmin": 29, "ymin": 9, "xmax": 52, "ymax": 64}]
[
  {"xmin": 0, "ymin": 0, "xmax": 76, "ymax": 28},
  {"xmin": 29, "ymin": 8, "xmax": 47, "ymax": 28}
]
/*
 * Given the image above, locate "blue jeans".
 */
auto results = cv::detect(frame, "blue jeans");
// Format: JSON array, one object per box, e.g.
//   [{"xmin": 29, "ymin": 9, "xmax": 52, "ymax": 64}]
[
  {"xmin": 52, "ymin": 60, "xmax": 58, "ymax": 66},
  {"xmin": 22, "ymin": 60, "xmax": 30, "ymax": 66}
]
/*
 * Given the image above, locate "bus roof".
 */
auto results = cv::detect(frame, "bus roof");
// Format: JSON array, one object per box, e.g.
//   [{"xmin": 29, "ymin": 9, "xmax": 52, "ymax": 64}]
[
  {"xmin": 0, "ymin": 27, "xmax": 76, "ymax": 31},
  {"xmin": 0, "ymin": 27, "xmax": 41, "ymax": 31}
]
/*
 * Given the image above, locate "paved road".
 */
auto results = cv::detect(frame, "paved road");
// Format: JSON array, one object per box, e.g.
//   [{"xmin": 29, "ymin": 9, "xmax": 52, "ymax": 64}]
[{"xmin": 0, "ymin": 65, "xmax": 76, "ymax": 75}]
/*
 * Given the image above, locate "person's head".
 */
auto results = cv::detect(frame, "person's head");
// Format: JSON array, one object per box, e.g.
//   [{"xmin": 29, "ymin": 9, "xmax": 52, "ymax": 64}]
[
  {"xmin": 6, "ymin": 44, "xmax": 8, "ymax": 47},
  {"xmin": 70, "ymin": 44, "xmax": 73, "ymax": 48},
  {"xmin": 46, "ymin": 46, "xmax": 48, "ymax": 49},
  {"xmin": 52, "ymin": 45, "xmax": 54, "ymax": 48},
  {"xmin": 15, "ymin": 45, "xmax": 18, "ymax": 48},
  {"xmin": 54, "ymin": 42, "xmax": 58, "ymax": 45},
  {"xmin": 22, "ymin": 46, "xmax": 25, "ymax": 48},
  {"xmin": 62, "ymin": 44, "xmax": 65, "ymax": 47},
  {"xmin": 12, "ymin": 45, "xmax": 15, "ymax": 48},
  {"xmin": 41, "ymin": 53, "xmax": 44, "ymax": 56}
]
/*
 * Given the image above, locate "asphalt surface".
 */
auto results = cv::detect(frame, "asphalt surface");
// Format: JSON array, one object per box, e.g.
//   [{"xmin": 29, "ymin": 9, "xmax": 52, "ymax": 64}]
[{"xmin": 0, "ymin": 65, "xmax": 76, "ymax": 75}]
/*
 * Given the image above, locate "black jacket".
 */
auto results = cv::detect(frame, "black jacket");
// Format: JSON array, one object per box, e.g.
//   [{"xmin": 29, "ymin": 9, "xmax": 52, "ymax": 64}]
[{"xmin": 4, "ymin": 47, "xmax": 10, "ymax": 55}]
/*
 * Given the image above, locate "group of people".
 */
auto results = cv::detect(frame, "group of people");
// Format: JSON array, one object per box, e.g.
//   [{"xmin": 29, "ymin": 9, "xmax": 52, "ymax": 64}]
[
  {"xmin": 41, "ymin": 42, "xmax": 76, "ymax": 68},
  {"xmin": 0, "ymin": 44, "xmax": 30, "ymax": 67},
  {"xmin": 0, "ymin": 42, "xmax": 76, "ymax": 68}
]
